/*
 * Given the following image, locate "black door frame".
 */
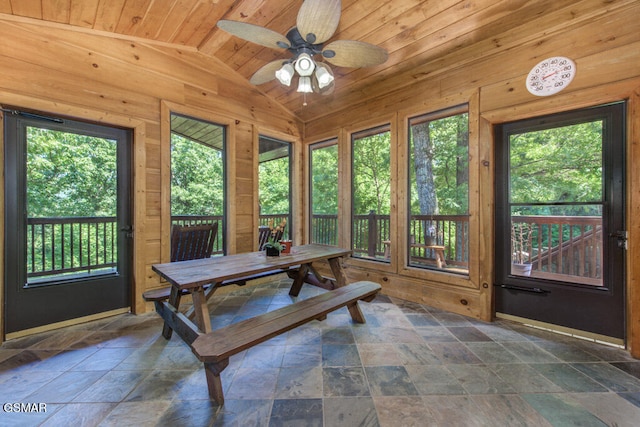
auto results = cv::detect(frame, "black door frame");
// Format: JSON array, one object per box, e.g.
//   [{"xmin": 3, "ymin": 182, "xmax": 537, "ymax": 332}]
[
  {"xmin": 494, "ymin": 102, "xmax": 626, "ymax": 339},
  {"xmin": 3, "ymin": 110, "xmax": 132, "ymax": 334}
]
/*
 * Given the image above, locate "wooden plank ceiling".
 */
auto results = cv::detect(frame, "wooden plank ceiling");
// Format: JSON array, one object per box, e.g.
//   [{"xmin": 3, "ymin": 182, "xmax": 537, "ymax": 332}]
[{"xmin": 0, "ymin": 0, "xmax": 624, "ymax": 123}]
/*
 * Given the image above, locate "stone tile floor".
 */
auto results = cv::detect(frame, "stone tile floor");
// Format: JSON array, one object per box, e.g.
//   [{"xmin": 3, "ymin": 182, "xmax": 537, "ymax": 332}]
[{"xmin": 1, "ymin": 278, "xmax": 640, "ymax": 426}]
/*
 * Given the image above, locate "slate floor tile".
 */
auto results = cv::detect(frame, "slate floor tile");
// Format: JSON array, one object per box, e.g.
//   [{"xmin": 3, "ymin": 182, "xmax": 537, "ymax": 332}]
[
  {"xmin": 323, "ymin": 367, "xmax": 370, "ymax": 397},
  {"xmin": 364, "ymin": 366, "xmax": 419, "ymax": 396},
  {"xmin": 522, "ymin": 393, "xmax": 608, "ymax": 427},
  {"xmin": 1, "ymin": 278, "xmax": 638, "ymax": 426},
  {"xmin": 269, "ymin": 398, "xmax": 323, "ymax": 427},
  {"xmin": 323, "ymin": 396, "xmax": 379, "ymax": 427}
]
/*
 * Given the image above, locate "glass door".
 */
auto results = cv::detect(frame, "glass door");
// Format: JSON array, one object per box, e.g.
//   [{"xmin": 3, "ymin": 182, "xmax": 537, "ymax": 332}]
[
  {"xmin": 495, "ymin": 103, "xmax": 626, "ymax": 339},
  {"xmin": 4, "ymin": 111, "xmax": 132, "ymax": 334}
]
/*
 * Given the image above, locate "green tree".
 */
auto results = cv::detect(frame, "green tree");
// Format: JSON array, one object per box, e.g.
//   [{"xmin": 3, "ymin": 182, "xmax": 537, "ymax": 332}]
[
  {"xmin": 509, "ymin": 121, "xmax": 602, "ymax": 211},
  {"xmin": 353, "ymin": 130, "xmax": 391, "ymax": 215},
  {"xmin": 409, "ymin": 113, "xmax": 469, "ymax": 216},
  {"xmin": 171, "ymin": 135, "xmax": 224, "ymax": 216},
  {"xmin": 259, "ymin": 156, "xmax": 290, "ymax": 214},
  {"xmin": 27, "ymin": 128, "xmax": 117, "ymax": 217},
  {"xmin": 311, "ymin": 144, "xmax": 339, "ymax": 215}
]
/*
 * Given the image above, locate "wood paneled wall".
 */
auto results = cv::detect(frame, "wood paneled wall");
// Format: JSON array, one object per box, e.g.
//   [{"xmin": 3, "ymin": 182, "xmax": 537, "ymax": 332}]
[
  {"xmin": 304, "ymin": 3, "xmax": 640, "ymax": 356},
  {"xmin": 0, "ymin": 18, "xmax": 302, "ymax": 337}
]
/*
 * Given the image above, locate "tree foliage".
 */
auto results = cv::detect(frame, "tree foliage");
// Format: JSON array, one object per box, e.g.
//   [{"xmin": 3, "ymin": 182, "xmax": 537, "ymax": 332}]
[
  {"xmin": 171, "ymin": 135, "xmax": 224, "ymax": 216},
  {"xmin": 311, "ymin": 143, "xmax": 339, "ymax": 215},
  {"xmin": 409, "ymin": 113, "xmax": 469, "ymax": 216},
  {"xmin": 27, "ymin": 127, "xmax": 117, "ymax": 217},
  {"xmin": 353, "ymin": 130, "xmax": 391, "ymax": 215},
  {"xmin": 510, "ymin": 121, "xmax": 602, "ymax": 214},
  {"xmin": 259, "ymin": 156, "xmax": 290, "ymax": 214}
]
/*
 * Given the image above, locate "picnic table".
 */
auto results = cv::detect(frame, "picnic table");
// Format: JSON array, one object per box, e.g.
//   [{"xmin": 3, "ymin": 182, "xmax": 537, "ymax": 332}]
[{"xmin": 147, "ymin": 244, "xmax": 381, "ymax": 404}]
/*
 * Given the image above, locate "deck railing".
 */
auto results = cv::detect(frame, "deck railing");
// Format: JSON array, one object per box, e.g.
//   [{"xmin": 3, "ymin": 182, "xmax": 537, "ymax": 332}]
[
  {"xmin": 27, "ymin": 216, "xmax": 118, "ymax": 280},
  {"xmin": 512, "ymin": 215, "xmax": 602, "ymax": 285},
  {"xmin": 311, "ymin": 214, "xmax": 339, "ymax": 246},
  {"xmin": 26, "ymin": 215, "xmax": 225, "ymax": 280},
  {"xmin": 312, "ymin": 212, "xmax": 470, "ymax": 265},
  {"xmin": 407, "ymin": 214, "xmax": 470, "ymax": 266},
  {"xmin": 258, "ymin": 214, "xmax": 290, "ymax": 240},
  {"xmin": 313, "ymin": 213, "xmax": 602, "ymax": 281},
  {"xmin": 26, "ymin": 214, "xmax": 602, "ymax": 283}
]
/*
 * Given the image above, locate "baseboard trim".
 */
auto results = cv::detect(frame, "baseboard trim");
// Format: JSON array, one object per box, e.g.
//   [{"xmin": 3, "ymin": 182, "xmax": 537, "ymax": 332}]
[
  {"xmin": 495, "ymin": 312, "xmax": 625, "ymax": 348},
  {"xmin": 5, "ymin": 307, "xmax": 131, "ymax": 341}
]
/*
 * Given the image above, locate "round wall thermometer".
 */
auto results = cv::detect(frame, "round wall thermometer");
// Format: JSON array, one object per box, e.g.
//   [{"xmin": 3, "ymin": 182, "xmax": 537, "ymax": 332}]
[{"xmin": 526, "ymin": 56, "xmax": 576, "ymax": 96}]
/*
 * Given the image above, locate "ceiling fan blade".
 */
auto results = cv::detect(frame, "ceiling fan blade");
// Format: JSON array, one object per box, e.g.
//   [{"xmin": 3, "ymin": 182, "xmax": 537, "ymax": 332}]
[
  {"xmin": 217, "ymin": 20, "xmax": 290, "ymax": 49},
  {"xmin": 323, "ymin": 40, "xmax": 388, "ymax": 68},
  {"xmin": 250, "ymin": 60, "xmax": 287, "ymax": 85},
  {"xmin": 297, "ymin": 0, "xmax": 341, "ymax": 44}
]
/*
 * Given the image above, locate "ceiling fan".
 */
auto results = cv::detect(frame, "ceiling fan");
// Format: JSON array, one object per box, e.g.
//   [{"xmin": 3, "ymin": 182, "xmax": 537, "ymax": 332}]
[{"xmin": 217, "ymin": 0, "xmax": 388, "ymax": 98}]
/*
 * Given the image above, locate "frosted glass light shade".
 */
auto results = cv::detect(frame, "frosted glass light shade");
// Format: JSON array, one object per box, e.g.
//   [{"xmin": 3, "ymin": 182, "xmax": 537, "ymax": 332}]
[
  {"xmin": 275, "ymin": 63, "xmax": 294, "ymax": 86},
  {"xmin": 315, "ymin": 64, "xmax": 334, "ymax": 89},
  {"xmin": 297, "ymin": 76, "xmax": 313, "ymax": 93}
]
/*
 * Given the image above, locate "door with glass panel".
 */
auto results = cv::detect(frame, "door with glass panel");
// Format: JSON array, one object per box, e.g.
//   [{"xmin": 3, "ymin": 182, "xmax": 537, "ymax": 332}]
[
  {"xmin": 4, "ymin": 112, "xmax": 131, "ymax": 334},
  {"xmin": 495, "ymin": 103, "xmax": 626, "ymax": 339}
]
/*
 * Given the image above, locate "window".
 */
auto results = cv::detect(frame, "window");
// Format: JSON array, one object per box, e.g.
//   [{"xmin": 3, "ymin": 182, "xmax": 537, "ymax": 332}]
[
  {"xmin": 170, "ymin": 113, "xmax": 226, "ymax": 255},
  {"xmin": 408, "ymin": 106, "xmax": 469, "ymax": 272},
  {"xmin": 310, "ymin": 139, "xmax": 339, "ymax": 245},
  {"xmin": 258, "ymin": 136, "xmax": 291, "ymax": 239},
  {"xmin": 351, "ymin": 125, "xmax": 391, "ymax": 261}
]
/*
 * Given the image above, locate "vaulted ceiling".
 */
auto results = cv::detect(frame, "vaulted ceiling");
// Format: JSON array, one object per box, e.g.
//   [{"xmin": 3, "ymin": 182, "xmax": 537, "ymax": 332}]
[{"xmin": 0, "ymin": 0, "xmax": 613, "ymax": 123}]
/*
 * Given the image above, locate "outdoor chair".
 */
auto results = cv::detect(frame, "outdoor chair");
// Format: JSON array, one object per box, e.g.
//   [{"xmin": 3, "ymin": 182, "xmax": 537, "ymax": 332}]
[{"xmin": 171, "ymin": 223, "xmax": 218, "ymax": 262}]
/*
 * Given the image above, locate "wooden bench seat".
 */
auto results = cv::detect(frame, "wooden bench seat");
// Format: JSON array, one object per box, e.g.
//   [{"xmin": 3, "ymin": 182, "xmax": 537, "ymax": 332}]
[{"xmin": 190, "ymin": 280, "xmax": 381, "ymax": 404}]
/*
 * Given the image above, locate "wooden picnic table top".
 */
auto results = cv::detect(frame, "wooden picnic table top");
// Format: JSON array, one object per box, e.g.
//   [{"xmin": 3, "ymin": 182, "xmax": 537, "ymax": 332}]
[{"xmin": 152, "ymin": 244, "xmax": 352, "ymax": 291}]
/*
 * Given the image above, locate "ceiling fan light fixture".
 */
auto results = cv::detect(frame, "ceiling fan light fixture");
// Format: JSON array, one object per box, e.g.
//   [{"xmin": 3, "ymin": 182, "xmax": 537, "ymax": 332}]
[
  {"xmin": 297, "ymin": 76, "xmax": 313, "ymax": 93},
  {"xmin": 275, "ymin": 63, "xmax": 294, "ymax": 86},
  {"xmin": 315, "ymin": 64, "xmax": 334, "ymax": 89},
  {"xmin": 294, "ymin": 53, "xmax": 315, "ymax": 76}
]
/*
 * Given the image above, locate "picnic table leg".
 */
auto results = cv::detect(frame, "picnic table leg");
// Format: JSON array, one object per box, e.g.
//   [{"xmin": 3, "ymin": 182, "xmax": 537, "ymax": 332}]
[
  {"xmin": 287, "ymin": 264, "xmax": 335, "ymax": 291},
  {"xmin": 184, "ymin": 283, "xmax": 218, "ymax": 323},
  {"xmin": 162, "ymin": 286, "xmax": 182, "ymax": 339},
  {"xmin": 191, "ymin": 286, "xmax": 212, "ymax": 333},
  {"xmin": 346, "ymin": 302, "xmax": 366, "ymax": 324},
  {"xmin": 289, "ymin": 264, "xmax": 310, "ymax": 296},
  {"xmin": 203, "ymin": 359, "xmax": 229, "ymax": 405},
  {"xmin": 328, "ymin": 257, "xmax": 349, "ymax": 288}
]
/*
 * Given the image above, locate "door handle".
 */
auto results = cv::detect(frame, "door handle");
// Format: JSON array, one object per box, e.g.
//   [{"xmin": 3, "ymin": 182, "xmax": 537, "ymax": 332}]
[
  {"xmin": 609, "ymin": 230, "xmax": 627, "ymax": 250},
  {"xmin": 120, "ymin": 225, "xmax": 133, "ymax": 238}
]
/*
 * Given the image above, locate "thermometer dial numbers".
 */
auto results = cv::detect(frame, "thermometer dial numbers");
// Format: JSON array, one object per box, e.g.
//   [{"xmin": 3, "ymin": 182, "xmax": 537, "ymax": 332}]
[{"xmin": 526, "ymin": 56, "xmax": 576, "ymax": 96}]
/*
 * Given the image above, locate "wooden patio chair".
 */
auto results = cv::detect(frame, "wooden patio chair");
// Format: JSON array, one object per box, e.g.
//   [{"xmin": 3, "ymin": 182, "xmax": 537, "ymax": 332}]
[
  {"xmin": 154, "ymin": 222, "xmax": 218, "ymax": 339},
  {"xmin": 171, "ymin": 223, "xmax": 218, "ymax": 262}
]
